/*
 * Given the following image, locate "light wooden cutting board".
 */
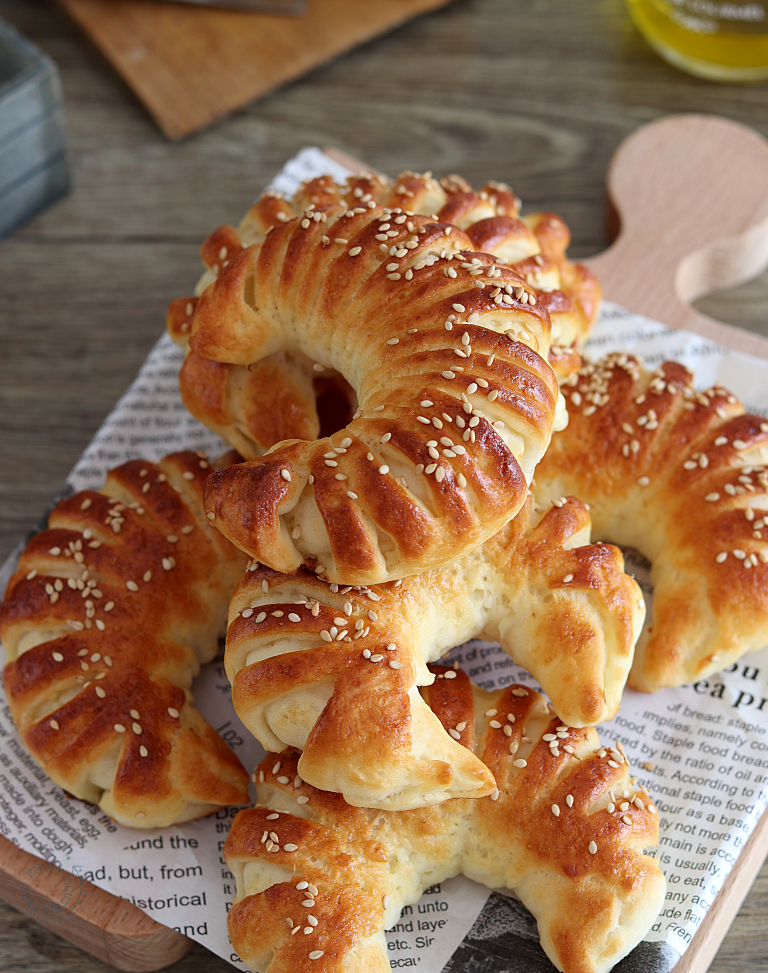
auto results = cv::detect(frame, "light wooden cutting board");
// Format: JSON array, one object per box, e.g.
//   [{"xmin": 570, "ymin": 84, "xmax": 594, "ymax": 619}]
[
  {"xmin": 3, "ymin": 114, "xmax": 768, "ymax": 972},
  {"xmin": 56, "ymin": 0, "xmax": 454, "ymax": 139}
]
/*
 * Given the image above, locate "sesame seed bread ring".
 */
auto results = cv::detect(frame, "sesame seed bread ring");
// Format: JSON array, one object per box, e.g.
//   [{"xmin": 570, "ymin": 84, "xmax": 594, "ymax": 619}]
[
  {"xmin": 196, "ymin": 205, "xmax": 565, "ymax": 584},
  {"xmin": 535, "ymin": 353, "xmax": 768, "ymax": 692},
  {"xmin": 167, "ymin": 171, "xmax": 598, "ymax": 462},
  {"xmin": 224, "ymin": 670, "xmax": 665, "ymax": 973},
  {"xmin": 224, "ymin": 494, "xmax": 644, "ymax": 810},
  {"xmin": 0, "ymin": 451, "xmax": 250, "ymax": 828}
]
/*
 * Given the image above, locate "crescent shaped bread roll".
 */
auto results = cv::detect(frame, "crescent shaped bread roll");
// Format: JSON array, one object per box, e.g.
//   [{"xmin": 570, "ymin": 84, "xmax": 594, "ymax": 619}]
[
  {"xmin": 196, "ymin": 204, "xmax": 565, "ymax": 584},
  {"xmin": 225, "ymin": 495, "xmax": 644, "ymax": 809},
  {"xmin": 167, "ymin": 170, "xmax": 597, "ymax": 462},
  {"xmin": 0, "ymin": 452, "xmax": 250, "ymax": 828},
  {"xmin": 224, "ymin": 669, "xmax": 665, "ymax": 973},
  {"xmin": 535, "ymin": 353, "xmax": 768, "ymax": 692}
]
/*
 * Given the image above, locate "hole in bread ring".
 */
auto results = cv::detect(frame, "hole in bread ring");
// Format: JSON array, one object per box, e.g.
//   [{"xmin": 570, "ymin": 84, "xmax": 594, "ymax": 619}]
[
  {"xmin": 167, "ymin": 172, "xmax": 599, "ymax": 470},
  {"xmin": 194, "ymin": 205, "xmax": 562, "ymax": 584},
  {"xmin": 536, "ymin": 353, "xmax": 768, "ymax": 692}
]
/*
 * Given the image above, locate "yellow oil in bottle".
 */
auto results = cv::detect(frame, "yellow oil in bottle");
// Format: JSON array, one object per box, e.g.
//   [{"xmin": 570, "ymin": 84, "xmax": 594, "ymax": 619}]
[{"xmin": 626, "ymin": 0, "xmax": 768, "ymax": 80}]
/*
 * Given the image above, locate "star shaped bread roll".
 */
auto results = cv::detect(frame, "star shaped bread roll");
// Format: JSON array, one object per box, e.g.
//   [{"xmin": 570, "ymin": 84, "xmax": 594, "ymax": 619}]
[
  {"xmin": 225, "ymin": 494, "xmax": 644, "ymax": 809},
  {"xmin": 224, "ymin": 667, "xmax": 665, "ymax": 973}
]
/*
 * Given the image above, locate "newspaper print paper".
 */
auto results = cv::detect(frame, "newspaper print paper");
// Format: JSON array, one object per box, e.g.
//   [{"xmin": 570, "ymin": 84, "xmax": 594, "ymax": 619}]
[{"xmin": 2, "ymin": 147, "xmax": 768, "ymax": 973}]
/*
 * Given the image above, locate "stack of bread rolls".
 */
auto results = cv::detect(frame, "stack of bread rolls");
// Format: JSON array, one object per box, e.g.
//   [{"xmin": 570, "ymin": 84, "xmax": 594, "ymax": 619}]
[
  {"xmin": 6, "ymin": 164, "xmax": 768, "ymax": 972},
  {"xmin": 165, "ymin": 170, "xmax": 672, "ymax": 973}
]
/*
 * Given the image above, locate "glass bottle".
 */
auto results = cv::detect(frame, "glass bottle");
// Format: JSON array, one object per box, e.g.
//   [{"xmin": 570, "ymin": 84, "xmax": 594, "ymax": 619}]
[{"xmin": 626, "ymin": 0, "xmax": 768, "ymax": 81}]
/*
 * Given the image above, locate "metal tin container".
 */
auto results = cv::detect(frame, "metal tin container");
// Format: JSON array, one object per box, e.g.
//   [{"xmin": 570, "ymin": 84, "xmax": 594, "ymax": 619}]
[{"xmin": 0, "ymin": 18, "xmax": 69, "ymax": 238}]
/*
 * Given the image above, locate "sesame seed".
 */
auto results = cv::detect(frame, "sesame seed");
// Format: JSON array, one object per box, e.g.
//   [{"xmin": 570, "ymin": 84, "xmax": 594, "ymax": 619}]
[
  {"xmin": 566, "ymin": 794, "xmax": 574, "ymax": 807},
  {"xmin": 389, "ymin": 660, "xmax": 403, "ymax": 670},
  {"xmin": 589, "ymin": 841, "xmax": 597, "ymax": 854},
  {"xmin": 281, "ymin": 469, "xmax": 291, "ymax": 482},
  {"xmin": 349, "ymin": 246, "xmax": 362, "ymax": 256},
  {"xmin": 168, "ymin": 707, "xmax": 179, "ymax": 718},
  {"xmin": 114, "ymin": 724, "xmax": 126, "ymax": 733},
  {"xmin": 512, "ymin": 759, "xmax": 527, "ymax": 768},
  {"xmin": 207, "ymin": 512, "xmax": 216, "ymax": 520},
  {"xmin": 551, "ymin": 804, "xmax": 560, "ymax": 817},
  {"xmin": 309, "ymin": 952, "xmax": 324, "ymax": 961}
]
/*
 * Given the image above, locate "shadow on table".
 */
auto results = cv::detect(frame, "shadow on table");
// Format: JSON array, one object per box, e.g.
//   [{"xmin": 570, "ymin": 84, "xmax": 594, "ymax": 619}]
[{"xmin": 442, "ymin": 892, "xmax": 681, "ymax": 973}]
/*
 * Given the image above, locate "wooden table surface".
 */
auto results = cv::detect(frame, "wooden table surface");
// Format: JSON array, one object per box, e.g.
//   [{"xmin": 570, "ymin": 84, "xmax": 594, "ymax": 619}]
[{"xmin": 2, "ymin": 0, "xmax": 768, "ymax": 970}]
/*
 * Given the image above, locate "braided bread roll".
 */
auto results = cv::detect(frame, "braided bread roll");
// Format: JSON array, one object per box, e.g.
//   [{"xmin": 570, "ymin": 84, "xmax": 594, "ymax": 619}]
[
  {"xmin": 225, "ymin": 668, "xmax": 665, "ymax": 973},
  {"xmin": 225, "ymin": 495, "xmax": 644, "ymax": 809},
  {"xmin": 167, "ymin": 170, "xmax": 597, "ymax": 461},
  {"xmin": 196, "ymin": 201, "xmax": 568, "ymax": 583},
  {"xmin": 536, "ymin": 353, "xmax": 768, "ymax": 692},
  {"xmin": 0, "ymin": 452, "xmax": 250, "ymax": 828}
]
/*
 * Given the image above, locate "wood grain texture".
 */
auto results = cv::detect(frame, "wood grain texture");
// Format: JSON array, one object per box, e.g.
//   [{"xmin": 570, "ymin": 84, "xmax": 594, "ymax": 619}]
[
  {"xmin": 56, "ymin": 0, "xmax": 455, "ymax": 139},
  {"xmin": 587, "ymin": 114, "xmax": 768, "ymax": 359},
  {"xmin": 2, "ymin": 0, "xmax": 768, "ymax": 971},
  {"xmin": 0, "ymin": 838, "xmax": 190, "ymax": 971}
]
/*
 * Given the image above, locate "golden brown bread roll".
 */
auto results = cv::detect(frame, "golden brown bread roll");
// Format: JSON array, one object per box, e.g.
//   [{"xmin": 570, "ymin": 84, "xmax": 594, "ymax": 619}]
[
  {"xmin": 224, "ymin": 668, "xmax": 665, "ymax": 973},
  {"xmin": 195, "ymin": 202, "xmax": 566, "ymax": 584},
  {"xmin": 535, "ymin": 353, "xmax": 768, "ymax": 691},
  {"xmin": 225, "ymin": 495, "xmax": 644, "ymax": 809},
  {"xmin": 167, "ymin": 170, "xmax": 598, "ymax": 462},
  {"xmin": 0, "ymin": 451, "xmax": 250, "ymax": 828}
]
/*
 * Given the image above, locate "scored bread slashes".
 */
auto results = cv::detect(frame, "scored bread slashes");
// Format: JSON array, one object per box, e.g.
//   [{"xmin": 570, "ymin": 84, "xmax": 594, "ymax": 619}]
[
  {"xmin": 225, "ymin": 493, "xmax": 644, "ymax": 810},
  {"xmin": 195, "ymin": 200, "xmax": 560, "ymax": 585},
  {"xmin": 536, "ymin": 353, "xmax": 768, "ymax": 692},
  {"xmin": 225, "ymin": 668, "xmax": 665, "ymax": 973},
  {"xmin": 167, "ymin": 170, "xmax": 598, "ymax": 461},
  {"xmin": 0, "ymin": 451, "xmax": 250, "ymax": 828}
]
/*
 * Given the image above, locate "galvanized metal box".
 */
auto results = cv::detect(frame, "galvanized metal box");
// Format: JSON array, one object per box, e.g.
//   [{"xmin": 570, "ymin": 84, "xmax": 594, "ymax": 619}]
[{"xmin": 0, "ymin": 18, "xmax": 69, "ymax": 238}]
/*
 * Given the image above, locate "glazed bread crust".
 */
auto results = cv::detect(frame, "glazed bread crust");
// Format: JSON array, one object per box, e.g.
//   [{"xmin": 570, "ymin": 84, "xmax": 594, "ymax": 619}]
[
  {"xmin": 224, "ymin": 670, "xmax": 665, "ymax": 973},
  {"xmin": 196, "ymin": 203, "xmax": 563, "ymax": 584},
  {"xmin": 225, "ymin": 495, "xmax": 644, "ymax": 809},
  {"xmin": 0, "ymin": 452, "xmax": 250, "ymax": 827},
  {"xmin": 536, "ymin": 353, "xmax": 768, "ymax": 691},
  {"xmin": 167, "ymin": 170, "xmax": 598, "ymax": 464}
]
